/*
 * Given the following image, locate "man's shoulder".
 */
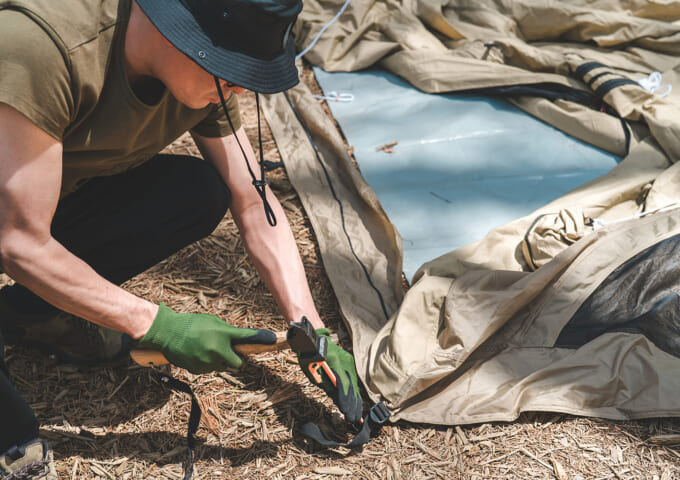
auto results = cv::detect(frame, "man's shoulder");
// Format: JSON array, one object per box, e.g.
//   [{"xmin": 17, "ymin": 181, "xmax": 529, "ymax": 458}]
[
  {"xmin": 0, "ymin": 8, "xmax": 74, "ymax": 140},
  {"xmin": 0, "ymin": 0, "xmax": 125, "ymax": 56}
]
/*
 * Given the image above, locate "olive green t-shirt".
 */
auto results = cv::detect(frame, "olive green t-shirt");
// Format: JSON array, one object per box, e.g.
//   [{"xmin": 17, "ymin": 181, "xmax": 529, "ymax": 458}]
[{"xmin": 0, "ymin": 0, "xmax": 241, "ymax": 197}]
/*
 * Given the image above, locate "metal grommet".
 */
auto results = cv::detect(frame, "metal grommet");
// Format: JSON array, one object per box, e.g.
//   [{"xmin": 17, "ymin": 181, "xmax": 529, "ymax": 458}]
[{"xmin": 198, "ymin": 50, "xmax": 206, "ymax": 59}]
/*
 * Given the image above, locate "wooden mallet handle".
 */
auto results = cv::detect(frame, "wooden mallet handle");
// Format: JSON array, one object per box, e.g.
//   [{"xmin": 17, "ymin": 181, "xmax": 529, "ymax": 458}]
[{"xmin": 130, "ymin": 330, "xmax": 289, "ymax": 367}]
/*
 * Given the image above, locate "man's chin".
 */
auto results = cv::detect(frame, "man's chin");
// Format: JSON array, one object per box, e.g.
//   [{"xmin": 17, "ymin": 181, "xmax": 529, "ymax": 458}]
[{"xmin": 182, "ymin": 99, "xmax": 212, "ymax": 110}]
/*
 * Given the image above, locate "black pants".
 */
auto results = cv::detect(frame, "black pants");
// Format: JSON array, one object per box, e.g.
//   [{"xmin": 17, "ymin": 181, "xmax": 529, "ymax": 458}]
[{"xmin": 0, "ymin": 155, "xmax": 231, "ymax": 453}]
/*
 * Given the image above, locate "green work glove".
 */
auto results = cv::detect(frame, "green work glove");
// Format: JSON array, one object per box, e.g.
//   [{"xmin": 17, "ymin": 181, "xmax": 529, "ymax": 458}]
[
  {"xmin": 138, "ymin": 303, "xmax": 276, "ymax": 374},
  {"xmin": 298, "ymin": 328, "xmax": 363, "ymax": 424}
]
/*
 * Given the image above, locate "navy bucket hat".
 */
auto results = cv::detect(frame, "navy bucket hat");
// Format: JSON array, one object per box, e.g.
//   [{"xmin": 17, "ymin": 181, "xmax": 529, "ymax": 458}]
[{"xmin": 136, "ymin": 0, "xmax": 303, "ymax": 93}]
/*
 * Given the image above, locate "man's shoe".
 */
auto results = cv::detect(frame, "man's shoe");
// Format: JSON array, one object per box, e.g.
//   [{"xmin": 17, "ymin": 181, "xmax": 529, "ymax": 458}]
[
  {"xmin": 0, "ymin": 293, "xmax": 133, "ymax": 366},
  {"xmin": 0, "ymin": 439, "xmax": 57, "ymax": 480}
]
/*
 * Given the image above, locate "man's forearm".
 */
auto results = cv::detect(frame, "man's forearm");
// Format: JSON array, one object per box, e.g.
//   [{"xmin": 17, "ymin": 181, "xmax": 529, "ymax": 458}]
[
  {"xmin": 0, "ymin": 234, "xmax": 156, "ymax": 338},
  {"xmin": 192, "ymin": 128, "xmax": 325, "ymax": 329},
  {"xmin": 234, "ymin": 199, "xmax": 325, "ymax": 329}
]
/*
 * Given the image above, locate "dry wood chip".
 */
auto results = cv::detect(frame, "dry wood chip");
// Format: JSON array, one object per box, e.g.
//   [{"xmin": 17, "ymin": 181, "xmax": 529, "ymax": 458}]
[
  {"xmin": 649, "ymin": 434, "xmax": 680, "ymax": 445},
  {"xmin": 455, "ymin": 426, "xmax": 469, "ymax": 445},
  {"xmin": 159, "ymin": 446, "xmax": 186, "ymax": 461},
  {"xmin": 197, "ymin": 291, "xmax": 208, "ymax": 307},
  {"xmin": 217, "ymin": 371, "xmax": 246, "ymax": 387},
  {"xmin": 53, "ymin": 389, "xmax": 69, "ymax": 402},
  {"xmin": 89, "ymin": 458, "xmax": 129, "ymax": 467},
  {"xmin": 106, "ymin": 375, "xmax": 129, "ymax": 401},
  {"xmin": 70, "ymin": 458, "xmax": 79, "ymax": 480},
  {"xmin": 313, "ymin": 466, "xmax": 353, "ymax": 476},
  {"xmin": 469, "ymin": 431, "xmax": 510, "ymax": 442},
  {"xmin": 416, "ymin": 440, "xmax": 444, "ymax": 461},
  {"xmin": 479, "ymin": 449, "xmax": 519, "ymax": 466},
  {"xmin": 610, "ymin": 445, "xmax": 623, "ymax": 464},
  {"xmin": 236, "ymin": 391, "xmax": 268, "ymax": 404},
  {"xmin": 389, "ymin": 455, "xmax": 402, "ymax": 480},
  {"xmin": 520, "ymin": 448, "xmax": 554, "ymax": 472},
  {"xmin": 88, "ymin": 462, "xmax": 114, "ymax": 480},
  {"xmin": 375, "ymin": 141, "xmax": 398, "ymax": 153},
  {"xmin": 402, "ymin": 453, "xmax": 425, "ymax": 465},
  {"xmin": 550, "ymin": 455, "xmax": 568, "ymax": 480},
  {"xmin": 541, "ymin": 414, "xmax": 564, "ymax": 429},
  {"xmin": 607, "ymin": 463, "xmax": 626, "ymax": 480},
  {"xmin": 158, "ymin": 465, "xmax": 184, "ymax": 480},
  {"xmin": 56, "ymin": 365, "xmax": 79, "ymax": 373},
  {"xmin": 265, "ymin": 463, "xmax": 288, "ymax": 476}
]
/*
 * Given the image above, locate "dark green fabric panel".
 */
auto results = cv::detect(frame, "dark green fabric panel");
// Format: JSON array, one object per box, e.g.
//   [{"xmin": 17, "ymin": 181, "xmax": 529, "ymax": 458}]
[{"xmin": 557, "ymin": 233, "xmax": 680, "ymax": 357}]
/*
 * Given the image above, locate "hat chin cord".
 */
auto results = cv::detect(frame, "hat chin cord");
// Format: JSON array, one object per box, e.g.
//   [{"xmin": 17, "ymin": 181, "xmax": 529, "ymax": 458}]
[{"xmin": 215, "ymin": 77, "xmax": 277, "ymax": 227}]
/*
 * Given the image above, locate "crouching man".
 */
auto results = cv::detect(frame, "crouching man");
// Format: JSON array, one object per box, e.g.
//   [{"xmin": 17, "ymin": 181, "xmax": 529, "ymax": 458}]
[{"xmin": 0, "ymin": 0, "xmax": 362, "ymax": 477}]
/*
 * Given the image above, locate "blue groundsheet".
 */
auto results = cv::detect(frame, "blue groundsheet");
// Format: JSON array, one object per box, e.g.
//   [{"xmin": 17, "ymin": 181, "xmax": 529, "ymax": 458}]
[{"xmin": 313, "ymin": 67, "xmax": 621, "ymax": 280}]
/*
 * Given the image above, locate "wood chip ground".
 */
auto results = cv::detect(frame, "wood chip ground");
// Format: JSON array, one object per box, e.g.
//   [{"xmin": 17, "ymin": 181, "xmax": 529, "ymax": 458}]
[{"xmin": 4, "ymin": 65, "xmax": 680, "ymax": 480}]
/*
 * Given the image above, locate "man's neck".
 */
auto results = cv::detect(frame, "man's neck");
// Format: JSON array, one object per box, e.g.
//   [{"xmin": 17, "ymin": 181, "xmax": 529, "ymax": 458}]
[
  {"xmin": 124, "ymin": 1, "xmax": 166, "ymax": 104},
  {"xmin": 124, "ymin": 4, "xmax": 143, "ymax": 78}
]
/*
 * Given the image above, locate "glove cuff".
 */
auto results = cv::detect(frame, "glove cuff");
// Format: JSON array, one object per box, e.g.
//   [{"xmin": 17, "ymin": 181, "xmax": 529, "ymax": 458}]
[
  {"xmin": 315, "ymin": 327, "xmax": 331, "ymax": 338},
  {"xmin": 139, "ymin": 303, "xmax": 191, "ymax": 353}
]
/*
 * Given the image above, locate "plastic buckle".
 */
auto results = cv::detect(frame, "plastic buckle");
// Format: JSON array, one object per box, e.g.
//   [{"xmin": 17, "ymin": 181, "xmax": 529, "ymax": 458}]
[{"xmin": 368, "ymin": 402, "xmax": 391, "ymax": 426}]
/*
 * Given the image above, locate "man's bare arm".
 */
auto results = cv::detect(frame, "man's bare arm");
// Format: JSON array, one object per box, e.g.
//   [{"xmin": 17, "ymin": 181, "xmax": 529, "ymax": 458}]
[
  {"xmin": 0, "ymin": 104, "xmax": 156, "ymax": 338},
  {"xmin": 191, "ymin": 127, "xmax": 324, "ymax": 329}
]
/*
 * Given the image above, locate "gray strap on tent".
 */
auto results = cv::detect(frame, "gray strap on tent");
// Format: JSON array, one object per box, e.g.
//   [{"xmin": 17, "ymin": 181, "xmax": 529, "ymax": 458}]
[{"xmin": 300, "ymin": 402, "xmax": 391, "ymax": 448}]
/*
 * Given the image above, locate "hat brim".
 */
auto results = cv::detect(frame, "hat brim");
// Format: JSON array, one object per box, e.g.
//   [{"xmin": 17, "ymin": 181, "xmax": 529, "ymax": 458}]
[{"xmin": 136, "ymin": 0, "xmax": 299, "ymax": 94}]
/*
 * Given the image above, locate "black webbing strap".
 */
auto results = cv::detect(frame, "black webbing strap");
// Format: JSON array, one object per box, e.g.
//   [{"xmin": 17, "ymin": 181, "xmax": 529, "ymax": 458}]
[
  {"xmin": 470, "ymin": 83, "xmax": 595, "ymax": 105},
  {"xmin": 618, "ymin": 115, "xmax": 632, "ymax": 156},
  {"xmin": 593, "ymin": 78, "xmax": 640, "ymax": 99},
  {"xmin": 570, "ymin": 62, "xmax": 639, "ymax": 156},
  {"xmin": 153, "ymin": 370, "xmax": 201, "ymax": 480},
  {"xmin": 573, "ymin": 62, "xmax": 640, "ymax": 98},
  {"xmin": 300, "ymin": 402, "xmax": 391, "ymax": 448},
  {"xmin": 573, "ymin": 61, "xmax": 608, "ymax": 80},
  {"xmin": 586, "ymin": 71, "xmax": 611, "ymax": 88},
  {"xmin": 149, "ymin": 369, "xmax": 389, "ymax": 471},
  {"xmin": 215, "ymin": 77, "xmax": 277, "ymax": 226}
]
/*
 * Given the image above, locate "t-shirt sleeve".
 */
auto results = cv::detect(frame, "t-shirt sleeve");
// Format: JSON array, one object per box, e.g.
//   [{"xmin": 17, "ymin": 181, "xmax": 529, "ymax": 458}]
[
  {"xmin": 0, "ymin": 10, "xmax": 73, "ymax": 141},
  {"xmin": 190, "ymin": 92, "xmax": 242, "ymax": 137}
]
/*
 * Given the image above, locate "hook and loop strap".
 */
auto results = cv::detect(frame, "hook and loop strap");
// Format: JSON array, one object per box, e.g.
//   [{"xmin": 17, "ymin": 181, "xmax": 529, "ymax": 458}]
[
  {"xmin": 153, "ymin": 370, "xmax": 201, "ymax": 480},
  {"xmin": 300, "ymin": 402, "xmax": 391, "ymax": 448},
  {"xmin": 215, "ymin": 77, "xmax": 277, "ymax": 226}
]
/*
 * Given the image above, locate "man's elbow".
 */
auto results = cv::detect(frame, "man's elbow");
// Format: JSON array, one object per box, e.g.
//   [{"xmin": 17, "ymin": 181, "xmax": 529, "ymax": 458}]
[{"xmin": 0, "ymin": 230, "xmax": 44, "ymax": 276}]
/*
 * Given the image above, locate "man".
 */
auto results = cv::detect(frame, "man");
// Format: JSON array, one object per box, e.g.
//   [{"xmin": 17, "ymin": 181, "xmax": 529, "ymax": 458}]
[{"xmin": 0, "ymin": 0, "xmax": 363, "ymax": 477}]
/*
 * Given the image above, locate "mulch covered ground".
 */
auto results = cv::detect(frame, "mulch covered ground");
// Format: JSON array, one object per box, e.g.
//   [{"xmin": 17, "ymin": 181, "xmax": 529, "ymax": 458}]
[{"xmin": 5, "ymin": 66, "xmax": 680, "ymax": 480}]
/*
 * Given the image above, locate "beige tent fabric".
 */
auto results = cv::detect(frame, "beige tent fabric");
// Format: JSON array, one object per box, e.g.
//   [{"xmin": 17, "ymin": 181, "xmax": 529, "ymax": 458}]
[
  {"xmin": 263, "ymin": 0, "xmax": 680, "ymax": 423},
  {"xmin": 261, "ymin": 85, "xmax": 403, "ymax": 393},
  {"xmin": 521, "ymin": 207, "xmax": 590, "ymax": 270},
  {"xmin": 295, "ymin": 0, "xmax": 680, "ymax": 157},
  {"xmin": 390, "ymin": 206, "xmax": 680, "ymax": 424}
]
